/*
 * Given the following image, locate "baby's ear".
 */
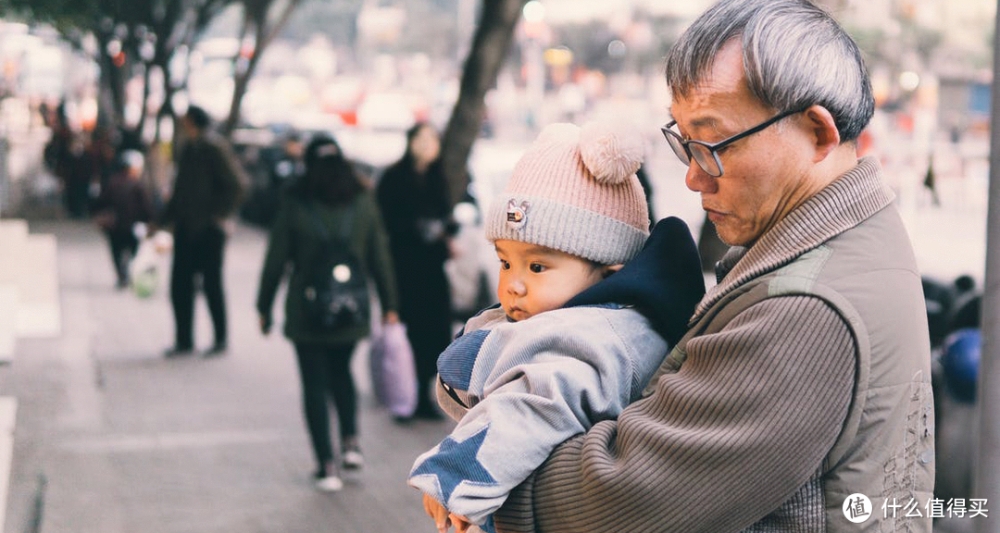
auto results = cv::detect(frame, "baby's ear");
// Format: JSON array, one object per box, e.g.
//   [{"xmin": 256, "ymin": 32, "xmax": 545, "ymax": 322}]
[{"xmin": 602, "ymin": 264, "xmax": 624, "ymax": 278}]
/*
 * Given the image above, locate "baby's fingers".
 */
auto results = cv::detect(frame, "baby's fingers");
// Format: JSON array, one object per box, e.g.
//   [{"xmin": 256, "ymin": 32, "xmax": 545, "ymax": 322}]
[
  {"xmin": 449, "ymin": 513, "xmax": 472, "ymax": 533},
  {"xmin": 422, "ymin": 494, "xmax": 451, "ymax": 532}
]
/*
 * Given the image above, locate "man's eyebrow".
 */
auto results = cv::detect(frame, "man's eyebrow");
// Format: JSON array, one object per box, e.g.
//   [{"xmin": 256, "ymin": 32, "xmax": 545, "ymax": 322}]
[
  {"xmin": 667, "ymin": 112, "xmax": 717, "ymax": 134},
  {"xmin": 689, "ymin": 116, "xmax": 718, "ymax": 129}
]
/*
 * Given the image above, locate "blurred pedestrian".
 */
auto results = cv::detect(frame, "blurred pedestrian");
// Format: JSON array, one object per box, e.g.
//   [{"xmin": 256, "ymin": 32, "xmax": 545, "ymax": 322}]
[
  {"xmin": 923, "ymin": 154, "xmax": 941, "ymax": 207},
  {"xmin": 62, "ymin": 133, "xmax": 98, "ymax": 219},
  {"xmin": 256, "ymin": 135, "xmax": 400, "ymax": 492},
  {"xmin": 159, "ymin": 105, "xmax": 246, "ymax": 357},
  {"xmin": 635, "ymin": 164, "xmax": 656, "ymax": 228},
  {"xmin": 91, "ymin": 150, "xmax": 155, "ymax": 289},
  {"xmin": 376, "ymin": 122, "xmax": 458, "ymax": 421}
]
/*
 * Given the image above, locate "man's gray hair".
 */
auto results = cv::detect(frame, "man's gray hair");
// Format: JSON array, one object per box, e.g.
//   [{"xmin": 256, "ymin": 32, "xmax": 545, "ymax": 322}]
[{"xmin": 665, "ymin": 0, "xmax": 873, "ymax": 142}]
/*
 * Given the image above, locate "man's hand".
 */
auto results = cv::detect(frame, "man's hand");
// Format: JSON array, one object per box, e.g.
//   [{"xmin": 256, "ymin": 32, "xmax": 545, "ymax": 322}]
[
  {"xmin": 422, "ymin": 494, "xmax": 451, "ymax": 533},
  {"xmin": 259, "ymin": 314, "xmax": 272, "ymax": 335}
]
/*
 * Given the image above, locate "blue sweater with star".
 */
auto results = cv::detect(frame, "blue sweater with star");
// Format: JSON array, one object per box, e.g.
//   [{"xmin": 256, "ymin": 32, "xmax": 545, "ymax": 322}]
[{"xmin": 407, "ymin": 218, "xmax": 705, "ymax": 529}]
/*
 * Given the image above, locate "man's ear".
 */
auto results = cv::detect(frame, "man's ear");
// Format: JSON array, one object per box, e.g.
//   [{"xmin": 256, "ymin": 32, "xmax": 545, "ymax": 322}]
[
  {"xmin": 602, "ymin": 264, "xmax": 624, "ymax": 278},
  {"xmin": 803, "ymin": 105, "xmax": 841, "ymax": 163}
]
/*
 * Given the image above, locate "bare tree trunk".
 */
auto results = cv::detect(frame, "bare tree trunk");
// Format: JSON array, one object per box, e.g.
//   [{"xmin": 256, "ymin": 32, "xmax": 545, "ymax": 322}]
[
  {"xmin": 96, "ymin": 33, "xmax": 128, "ymax": 135},
  {"xmin": 440, "ymin": 0, "xmax": 526, "ymax": 207},
  {"xmin": 134, "ymin": 63, "xmax": 154, "ymax": 143},
  {"xmin": 222, "ymin": 0, "xmax": 302, "ymax": 136}
]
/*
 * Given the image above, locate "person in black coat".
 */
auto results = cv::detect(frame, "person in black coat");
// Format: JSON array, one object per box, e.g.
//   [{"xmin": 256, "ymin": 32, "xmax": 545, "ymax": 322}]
[
  {"xmin": 91, "ymin": 150, "xmax": 155, "ymax": 288},
  {"xmin": 159, "ymin": 105, "xmax": 247, "ymax": 357},
  {"xmin": 376, "ymin": 122, "xmax": 458, "ymax": 420}
]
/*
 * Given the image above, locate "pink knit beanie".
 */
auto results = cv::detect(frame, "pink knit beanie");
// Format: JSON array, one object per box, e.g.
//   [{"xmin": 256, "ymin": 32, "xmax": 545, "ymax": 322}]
[{"xmin": 485, "ymin": 121, "xmax": 650, "ymax": 265}]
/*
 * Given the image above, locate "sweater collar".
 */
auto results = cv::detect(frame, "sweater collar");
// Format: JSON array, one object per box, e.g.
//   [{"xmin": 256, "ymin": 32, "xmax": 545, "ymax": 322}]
[{"xmin": 692, "ymin": 156, "xmax": 894, "ymax": 323}]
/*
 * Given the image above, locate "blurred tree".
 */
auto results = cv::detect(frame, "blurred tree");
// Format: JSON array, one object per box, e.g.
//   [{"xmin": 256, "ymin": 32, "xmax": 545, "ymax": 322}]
[
  {"xmin": 0, "ymin": 0, "xmax": 231, "ymax": 145},
  {"xmin": 440, "ymin": 0, "xmax": 527, "ymax": 207},
  {"xmin": 221, "ymin": 0, "xmax": 304, "ymax": 134},
  {"xmin": 277, "ymin": 0, "xmax": 364, "ymax": 48}
]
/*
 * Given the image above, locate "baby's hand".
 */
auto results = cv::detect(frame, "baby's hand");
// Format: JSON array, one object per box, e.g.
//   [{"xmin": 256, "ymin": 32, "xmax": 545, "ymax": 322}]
[
  {"xmin": 449, "ymin": 513, "xmax": 473, "ymax": 533},
  {"xmin": 423, "ymin": 494, "xmax": 451, "ymax": 533}
]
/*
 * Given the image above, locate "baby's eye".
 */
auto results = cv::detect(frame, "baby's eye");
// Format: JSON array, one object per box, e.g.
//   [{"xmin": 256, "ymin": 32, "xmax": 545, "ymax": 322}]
[
  {"xmin": 499, "ymin": 259, "xmax": 510, "ymax": 270},
  {"xmin": 529, "ymin": 263, "xmax": 546, "ymax": 273}
]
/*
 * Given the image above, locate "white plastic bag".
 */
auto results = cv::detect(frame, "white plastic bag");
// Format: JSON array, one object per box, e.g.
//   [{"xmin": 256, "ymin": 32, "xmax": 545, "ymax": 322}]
[
  {"xmin": 369, "ymin": 322, "xmax": 418, "ymax": 417},
  {"xmin": 129, "ymin": 231, "xmax": 170, "ymax": 299}
]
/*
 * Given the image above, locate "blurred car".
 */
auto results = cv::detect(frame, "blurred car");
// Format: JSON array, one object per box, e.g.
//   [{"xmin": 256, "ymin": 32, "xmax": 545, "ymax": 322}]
[
  {"xmin": 231, "ymin": 126, "xmax": 284, "ymax": 227},
  {"xmin": 356, "ymin": 92, "xmax": 416, "ymax": 132}
]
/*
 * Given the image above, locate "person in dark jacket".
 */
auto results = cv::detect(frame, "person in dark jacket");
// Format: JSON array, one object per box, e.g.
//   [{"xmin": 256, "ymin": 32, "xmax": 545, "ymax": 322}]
[
  {"xmin": 91, "ymin": 150, "xmax": 155, "ymax": 288},
  {"xmin": 256, "ymin": 135, "xmax": 400, "ymax": 492},
  {"xmin": 159, "ymin": 105, "xmax": 246, "ymax": 357},
  {"xmin": 376, "ymin": 122, "xmax": 458, "ymax": 420}
]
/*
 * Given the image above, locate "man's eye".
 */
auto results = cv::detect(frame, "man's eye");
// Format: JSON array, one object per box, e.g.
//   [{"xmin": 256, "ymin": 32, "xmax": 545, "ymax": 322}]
[
  {"xmin": 499, "ymin": 260, "xmax": 510, "ymax": 270},
  {"xmin": 529, "ymin": 263, "xmax": 546, "ymax": 273}
]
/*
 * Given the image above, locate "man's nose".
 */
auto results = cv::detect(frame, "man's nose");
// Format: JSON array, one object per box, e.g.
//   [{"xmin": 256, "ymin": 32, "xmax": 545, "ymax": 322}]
[{"xmin": 685, "ymin": 164, "xmax": 716, "ymax": 193}]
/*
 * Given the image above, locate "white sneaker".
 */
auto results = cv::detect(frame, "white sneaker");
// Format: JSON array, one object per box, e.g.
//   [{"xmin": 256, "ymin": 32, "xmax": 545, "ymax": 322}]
[
  {"xmin": 316, "ymin": 475, "xmax": 344, "ymax": 492},
  {"xmin": 343, "ymin": 449, "xmax": 364, "ymax": 469}
]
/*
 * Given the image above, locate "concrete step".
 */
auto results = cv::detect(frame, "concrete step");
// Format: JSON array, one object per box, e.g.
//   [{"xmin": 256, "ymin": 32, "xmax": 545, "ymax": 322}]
[
  {"xmin": 0, "ymin": 397, "xmax": 17, "ymax": 533},
  {"xmin": 0, "ymin": 219, "xmax": 61, "ymax": 364}
]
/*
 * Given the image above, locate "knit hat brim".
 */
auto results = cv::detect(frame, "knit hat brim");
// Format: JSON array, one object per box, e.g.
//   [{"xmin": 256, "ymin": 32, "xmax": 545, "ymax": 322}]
[{"xmin": 485, "ymin": 193, "xmax": 648, "ymax": 265}]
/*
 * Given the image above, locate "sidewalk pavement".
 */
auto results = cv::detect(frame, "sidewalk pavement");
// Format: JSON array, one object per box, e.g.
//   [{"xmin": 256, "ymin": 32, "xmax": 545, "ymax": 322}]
[{"xmin": 1, "ymin": 220, "xmax": 455, "ymax": 533}]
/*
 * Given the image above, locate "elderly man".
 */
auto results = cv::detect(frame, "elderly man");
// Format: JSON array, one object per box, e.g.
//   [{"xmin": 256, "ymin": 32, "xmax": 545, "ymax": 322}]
[{"xmin": 492, "ymin": 0, "xmax": 934, "ymax": 532}]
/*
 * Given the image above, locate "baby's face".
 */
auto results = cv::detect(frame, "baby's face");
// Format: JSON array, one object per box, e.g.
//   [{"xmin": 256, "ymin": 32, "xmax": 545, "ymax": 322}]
[{"xmin": 494, "ymin": 240, "xmax": 607, "ymax": 322}]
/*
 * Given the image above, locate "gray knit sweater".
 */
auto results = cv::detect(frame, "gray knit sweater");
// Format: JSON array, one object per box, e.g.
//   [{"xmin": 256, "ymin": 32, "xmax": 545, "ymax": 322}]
[{"xmin": 494, "ymin": 157, "xmax": 934, "ymax": 533}]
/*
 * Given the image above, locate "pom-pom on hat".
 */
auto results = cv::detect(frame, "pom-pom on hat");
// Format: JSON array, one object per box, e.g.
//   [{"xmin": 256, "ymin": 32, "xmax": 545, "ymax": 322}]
[{"xmin": 485, "ymin": 121, "xmax": 650, "ymax": 265}]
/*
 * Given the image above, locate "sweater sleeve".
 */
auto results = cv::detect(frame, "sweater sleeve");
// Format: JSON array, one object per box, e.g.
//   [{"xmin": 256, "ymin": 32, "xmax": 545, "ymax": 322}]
[
  {"xmin": 494, "ymin": 295, "xmax": 856, "ymax": 533},
  {"xmin": 411, "ymin": 309, "xmax": 665, "ymax": 527}
]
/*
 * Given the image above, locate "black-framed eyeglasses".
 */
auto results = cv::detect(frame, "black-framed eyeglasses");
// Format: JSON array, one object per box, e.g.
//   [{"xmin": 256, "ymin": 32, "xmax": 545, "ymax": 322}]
[{"xmin": 660, "ymin": 108, "xmax": 807, "ymax": 177}]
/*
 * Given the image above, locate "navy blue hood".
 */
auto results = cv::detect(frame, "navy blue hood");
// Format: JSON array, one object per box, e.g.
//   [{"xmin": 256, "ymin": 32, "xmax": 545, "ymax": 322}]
[{"xmin": 565, "ymin": 217, "xmax": 706, "ymax": 347}]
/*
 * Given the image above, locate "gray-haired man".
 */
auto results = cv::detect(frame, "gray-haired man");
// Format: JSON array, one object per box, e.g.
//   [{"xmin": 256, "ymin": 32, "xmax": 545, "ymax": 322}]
[{"xmin": 494, "ymin": 0, "xmax": 934, "ymax": 531}]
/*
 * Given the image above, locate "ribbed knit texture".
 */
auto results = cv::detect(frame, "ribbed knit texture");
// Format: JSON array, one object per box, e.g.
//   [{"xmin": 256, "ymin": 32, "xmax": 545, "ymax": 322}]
[
  {"xmin": 493, "ymin": 157, "xmax": 907, "ymax": 533},
  {"xmin": 485, "ymin": 123, "xmax": 649, "ymax": 265}
]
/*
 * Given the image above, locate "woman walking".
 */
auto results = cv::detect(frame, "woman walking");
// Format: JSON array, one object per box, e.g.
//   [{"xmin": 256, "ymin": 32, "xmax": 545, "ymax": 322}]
[
  {"xmin": 256, "ymin": 135, "xmax": 399, "ymax": 491},
  {"xmin": 376, "ymin": 122, "xmax": 457, "ymax": 420}
]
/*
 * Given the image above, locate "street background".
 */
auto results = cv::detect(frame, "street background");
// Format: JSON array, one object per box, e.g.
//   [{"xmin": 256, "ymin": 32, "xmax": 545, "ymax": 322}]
[{"xmin": 0, "ymin": 0, "xmax": 997, "ymax": 531}]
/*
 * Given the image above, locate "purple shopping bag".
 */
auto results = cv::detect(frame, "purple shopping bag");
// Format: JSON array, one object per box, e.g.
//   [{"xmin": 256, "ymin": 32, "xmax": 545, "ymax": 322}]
[{"xmin": 369, "ymin": 322, "xmax": 418, "ymax": 417}]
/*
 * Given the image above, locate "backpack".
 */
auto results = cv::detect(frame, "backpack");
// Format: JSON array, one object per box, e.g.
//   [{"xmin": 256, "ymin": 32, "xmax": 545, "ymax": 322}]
[{"xmin": 301, "ymin": 201, "xmax": 371, "ymax": 334}]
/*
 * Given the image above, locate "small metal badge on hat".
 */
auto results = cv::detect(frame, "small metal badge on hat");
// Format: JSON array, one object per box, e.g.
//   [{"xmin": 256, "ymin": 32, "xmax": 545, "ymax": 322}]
[{"xmin": 506, "ymin": 199, "xmax": 530, "ymax": 230}]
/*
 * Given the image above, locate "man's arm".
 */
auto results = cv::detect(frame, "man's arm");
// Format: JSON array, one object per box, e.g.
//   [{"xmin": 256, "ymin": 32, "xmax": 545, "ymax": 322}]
[
  {"xmin": 495, "ymin": 295, "xmax": 856, "ymax": 533},
  {"xmin": 411, "ymin": 309, "xmax": 664, "ymax": 526}
]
